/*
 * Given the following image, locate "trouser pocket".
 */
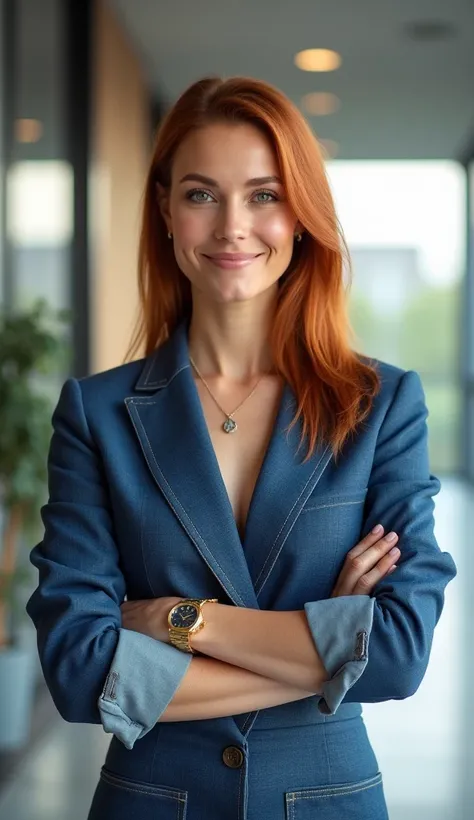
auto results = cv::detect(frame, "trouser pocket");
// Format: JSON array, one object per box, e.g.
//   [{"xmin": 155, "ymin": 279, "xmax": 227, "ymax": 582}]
[
  {"xmin": 88, "ymin": 767, "xmax": 188, "ymax": 820},
  {"xmin": 285, "ymin": 772, "xmax": 387, "ymax": 819}
]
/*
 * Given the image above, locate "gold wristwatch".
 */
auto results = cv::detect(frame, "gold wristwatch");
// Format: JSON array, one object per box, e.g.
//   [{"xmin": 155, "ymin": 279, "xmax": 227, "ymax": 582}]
[{"xmin": 168, "ymin": 599, "xmax": 218, "ymax": 653}]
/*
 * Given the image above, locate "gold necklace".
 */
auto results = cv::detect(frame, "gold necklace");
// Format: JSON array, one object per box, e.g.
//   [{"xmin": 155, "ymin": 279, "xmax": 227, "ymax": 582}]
[{"xmin": 189, "ymin": 355, "xmax": 265, "ymax": 434}]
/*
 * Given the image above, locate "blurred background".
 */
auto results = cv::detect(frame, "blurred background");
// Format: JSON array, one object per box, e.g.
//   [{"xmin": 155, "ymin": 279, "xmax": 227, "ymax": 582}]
[{"xmin": 0, "ymin": 1, "xmax": 473, "ymax": 818}]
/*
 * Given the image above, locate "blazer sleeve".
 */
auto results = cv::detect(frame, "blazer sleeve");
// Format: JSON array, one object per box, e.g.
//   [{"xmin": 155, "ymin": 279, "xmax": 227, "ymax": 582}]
[
  {"xmin": 26, "ymin": 378, "xmax": 191, "ymax": 749},
  {"xmin": 303, "ymin": 369, "xmax": 457, "ymax": 714}
]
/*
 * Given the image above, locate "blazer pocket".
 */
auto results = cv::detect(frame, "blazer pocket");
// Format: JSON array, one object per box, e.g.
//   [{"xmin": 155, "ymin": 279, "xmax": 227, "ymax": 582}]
[
  {"xmin": 88, "ymin": 767, "xmax": 188, "ymax": 820},
  {"xmin": 301, "ymin": 489, "xmax": 368, "ymax": 514},
  {"xmin": 285, "ymin": 772, "xmax": 387, "ymax": 820}
]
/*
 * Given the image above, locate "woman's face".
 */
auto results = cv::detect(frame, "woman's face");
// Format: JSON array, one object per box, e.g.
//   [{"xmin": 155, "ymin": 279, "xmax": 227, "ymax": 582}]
[{"xmin": 160, "ymin": 121, "xmax": 301, "ymax": 304}]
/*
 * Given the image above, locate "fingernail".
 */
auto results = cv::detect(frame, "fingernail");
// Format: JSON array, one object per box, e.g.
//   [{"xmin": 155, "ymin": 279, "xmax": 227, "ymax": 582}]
[
  {"xmin": 371, "ymin": 524, "xmax": 383, "ymax": 535},
  {"xmin": 386, "ymin": 531, "xmax": 397, "ymax": 542},
  {"xmin": 388, "ymin": 565, "xmax": 397, "ymax": 573},
  {"xmin": 389, "ymin": 546, "xmax": 400, "ymax": 557}
]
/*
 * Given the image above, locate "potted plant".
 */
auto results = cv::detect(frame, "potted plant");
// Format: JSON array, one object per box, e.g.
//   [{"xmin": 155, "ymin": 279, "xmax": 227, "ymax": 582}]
[{"xmin": 0, "ymin": 300, "xmax": 68, "ymax": 750}]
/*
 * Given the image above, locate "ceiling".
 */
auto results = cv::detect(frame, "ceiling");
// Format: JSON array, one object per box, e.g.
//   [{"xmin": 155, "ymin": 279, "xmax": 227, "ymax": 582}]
[{"xmin": 109, "ymin": 0, "xmax": 474, "ymax": 161}]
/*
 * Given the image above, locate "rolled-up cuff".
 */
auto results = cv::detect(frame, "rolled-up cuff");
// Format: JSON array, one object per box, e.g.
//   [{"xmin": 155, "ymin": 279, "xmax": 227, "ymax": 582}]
[
  {"xmin": 98, "ymin": 628, "xmax": 192, "ymax": 749},
  {"xmin": 304, "ymin": 595, "xmax": 375, "ymax": 715}
]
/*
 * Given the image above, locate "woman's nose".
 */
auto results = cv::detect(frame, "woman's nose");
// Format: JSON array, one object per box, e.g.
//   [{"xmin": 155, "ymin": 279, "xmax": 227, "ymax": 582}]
[{"xmin": 214, "ymin": 201, "xmax": 250, "ymax": 242}]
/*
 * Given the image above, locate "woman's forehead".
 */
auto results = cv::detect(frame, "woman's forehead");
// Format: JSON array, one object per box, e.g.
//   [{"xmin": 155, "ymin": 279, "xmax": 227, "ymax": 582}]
[{"xmin": 171, "ymin": 122, "xmax": 280, "ymax": 184}]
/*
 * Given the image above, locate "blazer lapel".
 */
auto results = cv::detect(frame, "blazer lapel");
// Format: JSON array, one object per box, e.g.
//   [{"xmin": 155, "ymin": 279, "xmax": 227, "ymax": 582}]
[
  {"xmin": 125, "ymin": 323, "xmax": 259, "ymax": 610},
  {"xmin": 243, "ymin": 386, "xmax": 333, "ymax": 601}
]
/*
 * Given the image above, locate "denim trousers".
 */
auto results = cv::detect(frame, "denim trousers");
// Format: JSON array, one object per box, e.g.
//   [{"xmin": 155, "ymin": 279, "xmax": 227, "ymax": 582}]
[{"xmin": 88, "ymin": 702, "xmax": 389, "ymax": 819}]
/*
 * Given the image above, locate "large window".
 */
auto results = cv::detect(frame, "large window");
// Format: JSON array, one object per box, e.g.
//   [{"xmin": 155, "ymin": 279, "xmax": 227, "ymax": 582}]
[
  {"xmin": 327, "ymin": 160, "xmax": 465, "ymax": 475},
  {"xmin": 6, "ymin": 0, "xmax": 73, "ymax": 317},
  {"xmin": 0, "ymin": 0, "xmax": 8, "ymax": 305}
]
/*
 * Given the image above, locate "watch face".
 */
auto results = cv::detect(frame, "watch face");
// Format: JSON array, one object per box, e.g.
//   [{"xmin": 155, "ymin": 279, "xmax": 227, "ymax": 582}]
[{"xmin": 170, "ymin": 603, "xmax": 199, "ymax": 629}]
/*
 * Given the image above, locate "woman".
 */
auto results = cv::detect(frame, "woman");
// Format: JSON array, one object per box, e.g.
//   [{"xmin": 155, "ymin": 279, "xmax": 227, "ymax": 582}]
[{"xmin": 27, "ymin": 76, "xmax": 456, "ymax": 820}]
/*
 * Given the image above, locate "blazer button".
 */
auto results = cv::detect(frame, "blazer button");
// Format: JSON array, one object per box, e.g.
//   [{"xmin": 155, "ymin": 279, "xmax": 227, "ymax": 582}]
[{"xmin": 222, "ymin": 746, "xmax": 244, "ymax": 769}]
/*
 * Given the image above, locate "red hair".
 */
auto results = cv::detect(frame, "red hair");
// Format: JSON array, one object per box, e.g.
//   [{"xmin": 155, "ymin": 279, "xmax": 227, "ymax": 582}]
[{"xmin": 127, "ymin": 76, "xmax": 380, "ymax": 459}]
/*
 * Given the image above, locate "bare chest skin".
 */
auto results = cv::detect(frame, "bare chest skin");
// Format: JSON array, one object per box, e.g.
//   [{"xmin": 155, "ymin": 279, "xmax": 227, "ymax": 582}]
[{"xmin": 193, "ymin": 375, "xmax": 284, "ymax": 541}]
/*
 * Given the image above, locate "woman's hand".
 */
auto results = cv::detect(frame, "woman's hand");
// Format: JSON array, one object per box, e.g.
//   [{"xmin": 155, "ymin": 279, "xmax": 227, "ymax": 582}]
[
  {"xmin": 331, "ymin": 525, "xmax": 399, "ymax": 598},
  {"xmin": 120, "ymin": 596, "xmax": 182, "ymax": 642}
]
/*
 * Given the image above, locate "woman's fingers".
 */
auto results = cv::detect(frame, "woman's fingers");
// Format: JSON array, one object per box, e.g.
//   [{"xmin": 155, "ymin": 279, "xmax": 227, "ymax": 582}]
[
  {"xmin": 345, "ymin": 534, "xmax": 400, "ymax": 594},
  {"xmin": 346, "ymin": 524, "xmax": 386, "ymax": 559},
  {"xmin": 347, "ymin": 532, "xmax": 399, "ymax": 576},
  {"xmin": 331, "ymin": 528, "xmax": 400, "ymax": 597},
  {"xmin": 351, "ymin": 548, "xmax": 400, "ymax": 595}
]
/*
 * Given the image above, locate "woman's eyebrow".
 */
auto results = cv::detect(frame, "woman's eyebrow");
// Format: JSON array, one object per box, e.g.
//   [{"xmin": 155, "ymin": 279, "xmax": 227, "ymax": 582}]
[{"xmin": 179, "ymin": 173, "xmax": 283, "ymax": 187}]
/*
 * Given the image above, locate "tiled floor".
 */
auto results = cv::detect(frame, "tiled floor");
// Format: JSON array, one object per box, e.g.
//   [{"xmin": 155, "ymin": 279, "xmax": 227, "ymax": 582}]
[{"xmin": 0, "ymin": 478, "xmax": 469, "ymax": 820}]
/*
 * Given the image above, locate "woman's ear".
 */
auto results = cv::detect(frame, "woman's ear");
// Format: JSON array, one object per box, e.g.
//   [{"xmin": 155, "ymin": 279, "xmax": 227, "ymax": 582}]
[{"xmin": 156, "ymin": 182, "xmax": 172, "ymax": 233}]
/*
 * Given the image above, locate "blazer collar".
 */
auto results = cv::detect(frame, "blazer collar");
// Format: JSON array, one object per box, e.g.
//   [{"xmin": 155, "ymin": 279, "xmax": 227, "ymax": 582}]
[
  {"xmin": 127, "ymin": 321, "xmax": 332, "ymax": 608},
  {"xmin": 134, "ymin": 322, "xmax": 191, "ymax": 392},
  {"xmin": 128, "ymin": 322, "xmax": 260, "ymax": 608}
]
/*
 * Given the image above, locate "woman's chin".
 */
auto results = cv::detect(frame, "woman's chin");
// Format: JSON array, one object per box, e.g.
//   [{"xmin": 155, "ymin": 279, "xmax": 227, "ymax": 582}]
[
  {"xmin": 190, "ymin": 272, "xmax": 279, "ymax": 306},
  {"xmin": 206, "ymin": 278, "xmax": 278, "ymax": 305}
]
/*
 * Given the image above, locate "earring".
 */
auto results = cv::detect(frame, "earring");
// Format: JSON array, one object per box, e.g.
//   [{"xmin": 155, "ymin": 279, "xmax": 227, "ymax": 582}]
[
  {"xmin": 295, "ymin": 232, "xmax": 303, "ymax": 242},
  {"xmin": 168, "ymin": 231, "xmax": 173, "ymax": 239}
]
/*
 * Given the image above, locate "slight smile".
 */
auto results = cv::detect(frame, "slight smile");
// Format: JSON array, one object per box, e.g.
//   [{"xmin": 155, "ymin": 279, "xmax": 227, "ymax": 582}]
[{"xmin": 203, "ymin": 253, "xmax": 264, "ymax": 269}]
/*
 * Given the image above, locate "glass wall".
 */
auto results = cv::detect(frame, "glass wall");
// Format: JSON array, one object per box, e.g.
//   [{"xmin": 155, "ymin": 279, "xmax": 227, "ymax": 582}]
[
  {"xmin": 327, "ymin": 160, "xmax": 465, "ymax": 475},
  {"xmin": 0, "ymin": 0, "xmax": 8, "ymax": 305},
  {"xmin": 0, "ymin": 0, "xmax": 85, "ymax": 667},
  {"xmin": 6, "ymin": 0, "xmax": 73, "ymax": 317},
  {"xmin": 465, "ymin": 161, "xmax": 474, "ymax": 481}
]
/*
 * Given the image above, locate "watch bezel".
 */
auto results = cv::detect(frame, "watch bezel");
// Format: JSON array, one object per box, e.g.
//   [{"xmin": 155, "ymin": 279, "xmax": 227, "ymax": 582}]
[{"xmin": 168, "ymin": 601, "xmax": 200, "ymax": 631}]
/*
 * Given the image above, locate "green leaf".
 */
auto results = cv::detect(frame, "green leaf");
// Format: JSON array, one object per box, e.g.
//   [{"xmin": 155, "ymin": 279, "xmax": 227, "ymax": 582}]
[{"xmin": 0, "ymin": 301, "xmax": 69, "ymax": 619}]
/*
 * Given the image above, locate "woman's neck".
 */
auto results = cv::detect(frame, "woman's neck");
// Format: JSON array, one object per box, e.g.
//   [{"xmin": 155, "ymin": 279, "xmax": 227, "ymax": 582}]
[{"xmin": 187, "ymin": 291, "xmax": 277, "ymax": 380}]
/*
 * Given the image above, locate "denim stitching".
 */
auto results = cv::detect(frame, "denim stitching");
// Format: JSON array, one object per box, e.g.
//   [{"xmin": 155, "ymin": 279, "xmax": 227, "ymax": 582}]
[
  {"xmin": 126, "ymin": 400, "xmax": 245, "ymax": 607},
  {"xmin": 255, "ymin": 444, "xmax": 332, "ymax": 588},
  {"xmin": 132, "ymin": 355, "xmax": 158, "ymax": 390},
  {"xmin": 238, "ymin": 761, "xmax": 243, "ymax": 820},
  {"xmin": 100, "ymin": 769, "xmax": 187, "ymax": 802},
  {"xmin": 301, "ymin": 499, "xmax": 365, "ymax": 513},
  {"xmin": 101, "ymin": 781, "xmax": 183, "ymax": 800},
  {"xmin": 244, "ymin": 711, "xmax": 259, "ymax": 736},
  {"xmin": 255, "ymin": 446, "xmax": 332, "ymax": 594},
  {"xmin": 287, "ymin": 772, "xmax": 382, "ymax": 800},
  {"xmin": 143, "ymin": 379, "xmax": 167, "ymax": 388},
  {"xmin": 322, "ymin": 715, "xmax": 331, "ymax": 786},
  {"xmin": 255, "ymin": 444, "xmax": 330, "ymax": 586},
  {"xmin": 141, "ymin": 363, "xmax": 190, "ymax": 389},
  {"xmin": 241, "ymin": 713, "xmax": 252, "ymax": 733}
]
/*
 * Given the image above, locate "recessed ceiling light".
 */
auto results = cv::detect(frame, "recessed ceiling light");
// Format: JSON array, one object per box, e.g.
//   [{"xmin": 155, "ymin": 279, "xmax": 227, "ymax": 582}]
[
  {"xmin": 302, "ymin": 92, "xmax": 341, "ymax": 116},
  {"xmin": 15, "ymin": 119, "xmax": 43, "ymax": 143},
  {"xmin": 295, "ymin": 49, "xmax": 342, "ymax": 72},
  {"xmin": 318, "ymin": 138, "xmax": 339, "ymax": 159}
]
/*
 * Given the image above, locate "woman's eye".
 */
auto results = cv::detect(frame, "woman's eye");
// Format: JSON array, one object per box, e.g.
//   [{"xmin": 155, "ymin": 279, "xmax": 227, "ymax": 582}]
[
  {"xmin": 187, "ymin": 189, "xmax": 214, "ymax": 203},
  {"xmin": 186, "ymin": 189, "xmax": 278, "ymax": 204},
  {"xmin": 253, "ymin": 190, "xmax": 278, "ymax": 203}
]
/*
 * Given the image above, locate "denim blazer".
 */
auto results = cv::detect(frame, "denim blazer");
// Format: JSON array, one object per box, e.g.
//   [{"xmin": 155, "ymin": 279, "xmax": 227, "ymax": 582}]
[{"xmin": 27, "ymin": 321, "xmax": 456, "ymax": 753}]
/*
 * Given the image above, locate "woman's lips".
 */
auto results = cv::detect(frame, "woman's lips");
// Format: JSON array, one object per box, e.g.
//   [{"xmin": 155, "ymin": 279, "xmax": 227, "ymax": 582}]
[{"xmin": 203, "ymin": 253, "xmax": 263, "ymax": 269}]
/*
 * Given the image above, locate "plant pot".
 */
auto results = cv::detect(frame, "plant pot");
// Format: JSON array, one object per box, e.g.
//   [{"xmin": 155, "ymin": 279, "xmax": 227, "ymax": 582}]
[{"xmin": 0, "ymin": 645, "xmax": 35, "ymax": 751}]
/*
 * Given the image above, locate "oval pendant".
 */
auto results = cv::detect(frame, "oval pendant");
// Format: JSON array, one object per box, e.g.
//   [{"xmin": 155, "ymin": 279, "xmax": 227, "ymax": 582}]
[{"xmin": 223, "ymin": 417, "xmax": 237, "ymax": 434}]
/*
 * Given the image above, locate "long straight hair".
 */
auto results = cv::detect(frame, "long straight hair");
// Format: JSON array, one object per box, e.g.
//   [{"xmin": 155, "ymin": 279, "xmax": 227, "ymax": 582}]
[{"xmin": 127, "ymin": 76, "xmax": 380, "ymax": 459}]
